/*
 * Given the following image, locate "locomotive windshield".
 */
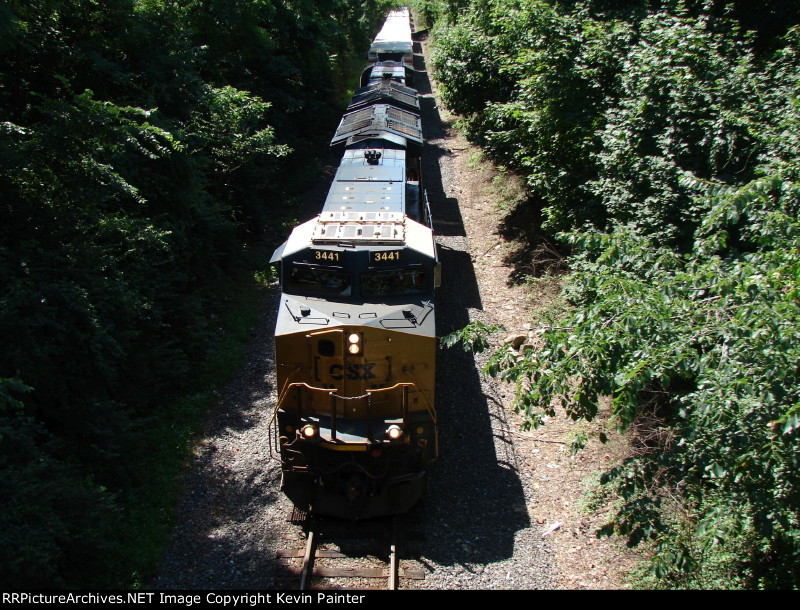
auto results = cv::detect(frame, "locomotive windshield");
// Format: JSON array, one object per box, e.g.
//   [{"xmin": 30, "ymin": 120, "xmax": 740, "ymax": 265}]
[
  {"xmin": 361, "ymin": 267, "xmax": 428, "ymax": 298},
  {"xmin": 286, "ymin": 264, "xmax": 351, "ymax": 297}
]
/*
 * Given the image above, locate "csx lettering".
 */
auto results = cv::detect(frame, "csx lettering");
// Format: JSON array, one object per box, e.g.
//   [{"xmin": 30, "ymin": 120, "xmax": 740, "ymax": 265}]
[{"xmin": 328, "ymin": 363, "xmax": 376, "ymax": 380}]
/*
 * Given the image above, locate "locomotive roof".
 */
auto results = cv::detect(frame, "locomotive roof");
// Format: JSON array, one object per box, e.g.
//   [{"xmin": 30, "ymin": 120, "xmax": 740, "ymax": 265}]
[
  {"xmin": 370, "ymin": 8, "xmax": 413, "ymax": 55},
  {"xmin": 272, "ymin": 212, "xmax": 436, "ymax": 263},
  {"xmin": 366, "ymin": 63, "xmax": 407, "ymax": 82},
  {"xmin": 322, "ymin": 148, "xmax": 406, "ymax": 215},
  {"xmin": 272, "ymin": 146, "xmax": 434, "ymax": 263},
  {"xmin": 348, "ymin": 80, "xmax": 419, "ymax": 113},
  {"xmin": 331, "ymin": 104, "xmax": 422, "ymax": 147}
]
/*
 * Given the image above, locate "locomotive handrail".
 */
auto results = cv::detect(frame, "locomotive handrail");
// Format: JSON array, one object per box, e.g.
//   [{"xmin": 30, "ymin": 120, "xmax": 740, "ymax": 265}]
[
  {"xmin": 400, "ymin": 369, "xmax": 438, "ymax": 458},
  {"xmin": 279, "ymin": 381, "xmax": 419, "ymax": 401},
  {"xmin": 275, "ymin": 381, "xmax": 429, "ymax": 444},
  {"xmin": 274, "ymin": 382, "xmax": 334, "ymax": 415},
  {"xmin": 395, "ymin": 369, "xmax": 437, "ymax": 425},
  {"xmin": 272, "ymin": 366, "xmax": 307, "ymax": 423},
  {"xmin": 423, "ymin": 189, "xmax": 433, "ymax": 230},
  {"xmin": 270, "ymin": 382, "xmax": 337, "ymax": 462},
  {"xmin": 365, "ymin": 381, "xmax": 415, "ymax": 393},
  {"xmin": 278, "ymin": 381, "xmax": 413, "ymax": 403}
]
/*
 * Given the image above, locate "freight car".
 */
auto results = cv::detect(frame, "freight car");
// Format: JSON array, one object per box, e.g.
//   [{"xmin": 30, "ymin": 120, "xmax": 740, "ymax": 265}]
[{"xmin": 269, "ymin": 7, "xmax": 438, "ymax": 519}]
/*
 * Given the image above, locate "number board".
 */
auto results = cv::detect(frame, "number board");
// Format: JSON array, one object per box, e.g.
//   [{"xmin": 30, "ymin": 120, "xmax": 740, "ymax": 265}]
[
  {"xmin": 312, "ymin": 250, "xmax": 342, "ymax": 264},
  {"xmin": 372, "ymin": 250, "xmax": 403, "ymax": 263}
]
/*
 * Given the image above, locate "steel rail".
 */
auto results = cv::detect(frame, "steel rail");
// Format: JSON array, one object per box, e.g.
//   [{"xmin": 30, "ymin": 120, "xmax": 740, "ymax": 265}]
[
  {"xmin": 299, "ymin": 518, "xmax": 318, "ymax": 591},
  {"xmin": 388, "ymin": 516, "xmax": 399, "ymax": 590}
]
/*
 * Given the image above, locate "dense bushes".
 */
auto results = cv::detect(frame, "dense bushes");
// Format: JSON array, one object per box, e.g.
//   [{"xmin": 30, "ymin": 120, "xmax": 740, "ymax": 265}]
[
  {"xmin": 427, "ymin": 0, "xmax": 800, "ymax": 588},
  {"xmin": 0, "ymin": 0, "xmax": 391, "ymax": 587}
]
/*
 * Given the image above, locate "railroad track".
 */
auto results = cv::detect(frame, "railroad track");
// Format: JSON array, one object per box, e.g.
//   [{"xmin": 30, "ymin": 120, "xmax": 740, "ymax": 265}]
[{"xmin": 276, "ymin": 510, "xmax": 426, "ymax": 590}]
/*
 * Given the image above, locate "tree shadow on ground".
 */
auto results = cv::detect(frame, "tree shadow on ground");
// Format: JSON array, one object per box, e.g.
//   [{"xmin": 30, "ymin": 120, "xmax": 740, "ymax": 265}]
[
  {"xmin": 412, "ymin": 31, "xmax": 531, "ymax": 570},
  {"xmin": 496, "ymin": 195, "xmax": 569, "ymax": 285}
]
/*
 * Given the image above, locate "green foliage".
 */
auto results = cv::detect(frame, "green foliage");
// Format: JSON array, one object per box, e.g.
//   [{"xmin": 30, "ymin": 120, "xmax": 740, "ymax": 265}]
[
  {"xmin": 590, "ymin": 12, "xmax": 761, "ymax": 246},
  {"xmin": 633, "ymin": 494, "xmax": 759, "ymax": 589},
  {"xmin": 503, "ymin": 163, "xmax": 799, "ymax": 588},
  {"xmin": 431, "ymin": 0, "xmax": 634, "ymax": 231},
  {"xmin": 0, "ymin": 379, "xmax": 123, "ymax": 588},
  {"xmin": 0, "ymin": 0, "xmax": 392, "ymax": 588},
  {"xmin": 441, "ymin": 320, "xmax": 505, "ymax": 353},
  {"xmin": 430, "ymin": 15, "xmax": 516, "ymax": 116},
  {"xmin": 428, "ymin": 0, "xmax": 787, "ymax": 239},
  {"xmin": 481, "ymin": 170, "xmax": 800, "ymax": 586},
  {"xmin": 120, "ymin": 274, "xmax": 270, "ymax": 588},
  {"xmin": 426, "ymin": 0, "xmax": 800, "ymax": 588}
]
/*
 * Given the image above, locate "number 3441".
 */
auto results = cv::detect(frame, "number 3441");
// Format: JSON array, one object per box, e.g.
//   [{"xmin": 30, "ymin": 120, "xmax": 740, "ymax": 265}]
[
  {"xmin": 373, "ymin": 251, "xmax": 401, "ymax": 262},
  {"xmin": 314, "ymin": 250, "xmax": 340, "ymax": 262}
]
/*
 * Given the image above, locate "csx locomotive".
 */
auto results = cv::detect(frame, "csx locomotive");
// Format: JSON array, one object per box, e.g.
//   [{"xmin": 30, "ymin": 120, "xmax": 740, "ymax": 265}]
[{"xmin": 269, "ymin": 8, "xmax": 438, "ymax": 519}]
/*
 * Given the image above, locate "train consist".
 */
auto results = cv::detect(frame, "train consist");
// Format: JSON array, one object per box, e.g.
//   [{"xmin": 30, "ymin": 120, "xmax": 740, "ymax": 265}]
[{"xmin": 269, "ymin": 8, "xmax": 438, "ymax": 519}]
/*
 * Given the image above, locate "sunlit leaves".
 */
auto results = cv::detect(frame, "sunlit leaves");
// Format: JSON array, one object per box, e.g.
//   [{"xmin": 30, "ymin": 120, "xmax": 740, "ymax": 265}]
[
  {"xmin": 440, "ymin": 320, "xmax": 505, "ymax": 352},
  {"xmin": 489, "ymin": 178, "xmax": 800, "ymax": 586},
  {"xmin": 429, "ymin": 0, "xmax": 800, "ymax": 587},
  {"xmin": 194, "ymin": 85, "xmax": 290, "ymax": 174}
]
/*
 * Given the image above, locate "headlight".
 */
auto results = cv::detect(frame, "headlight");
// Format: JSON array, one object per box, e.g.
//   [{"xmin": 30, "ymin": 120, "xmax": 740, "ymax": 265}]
[
  {"xmin": 348, "ymin": 332, "xmax": 361, "ymax": 355},
  {"xmin": 301, "ymin": 424, "xmax": 318, "ymax": 439},
  {"xmin": 386, "ymin": 424, "xmax": 403, "ymax": 441}
]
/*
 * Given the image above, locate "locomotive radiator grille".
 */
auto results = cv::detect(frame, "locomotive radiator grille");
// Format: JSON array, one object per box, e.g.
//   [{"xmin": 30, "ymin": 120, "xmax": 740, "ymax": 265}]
[{"xmin": 387, "ymin": 120, "xmax": 419, "ymax": 138}]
